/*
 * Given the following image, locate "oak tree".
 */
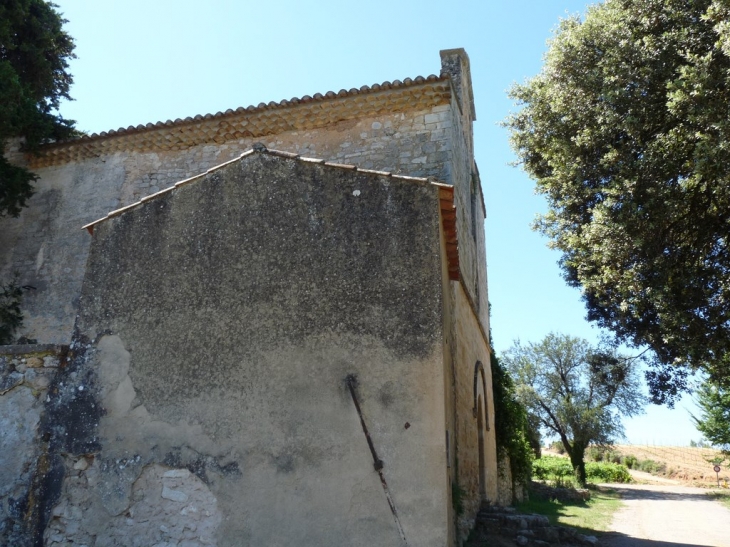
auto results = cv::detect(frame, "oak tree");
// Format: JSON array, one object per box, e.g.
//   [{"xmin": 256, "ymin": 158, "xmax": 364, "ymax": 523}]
[
  {"xmin": 506, "ymin": 0, "xmax": 730, "ymax": 403},
  {"xmin": 0, "ymin": 0, "xmax": 75, "ymax": 343},
  {"xmin": 0, "ymin": 0, "xmax": 76, "ymax": 217}
]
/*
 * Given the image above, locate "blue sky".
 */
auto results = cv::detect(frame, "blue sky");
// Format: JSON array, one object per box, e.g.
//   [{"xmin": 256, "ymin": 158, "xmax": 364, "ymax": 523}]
[{"xmin": 52, "ymin": 0, "xmax": 701, "ymax": 445}]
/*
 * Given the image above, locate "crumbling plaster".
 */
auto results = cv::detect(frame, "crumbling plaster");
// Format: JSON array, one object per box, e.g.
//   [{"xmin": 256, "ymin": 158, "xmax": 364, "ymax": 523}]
[
  {"xmin": 45, "ymin": 153, "xmax": 450, "ymax": 546},
  {"xmin": 0, "ymin": 345, "xmax": 65, "ymax": 546},
  {"xmin": 0, "ymin": 48, "xmax": 498, "ymax": 547}
]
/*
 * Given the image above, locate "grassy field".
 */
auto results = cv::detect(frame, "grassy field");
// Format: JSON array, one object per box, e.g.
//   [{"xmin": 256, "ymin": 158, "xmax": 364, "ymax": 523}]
[{"xmin": 517, "ymin": 486, "xmax": 623, "ymax": 536}]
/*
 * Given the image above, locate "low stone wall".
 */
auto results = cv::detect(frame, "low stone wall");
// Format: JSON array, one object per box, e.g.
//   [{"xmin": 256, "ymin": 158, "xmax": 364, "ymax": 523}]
[{"xmin": 0, "ymin": 344, "xmax": 67, "ymax": 546}]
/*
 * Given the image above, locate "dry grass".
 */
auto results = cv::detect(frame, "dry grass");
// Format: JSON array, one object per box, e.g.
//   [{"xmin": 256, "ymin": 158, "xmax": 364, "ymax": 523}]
[{"xmin": 613, "ymin": 444, "xmax": 729, "ymax": 486}]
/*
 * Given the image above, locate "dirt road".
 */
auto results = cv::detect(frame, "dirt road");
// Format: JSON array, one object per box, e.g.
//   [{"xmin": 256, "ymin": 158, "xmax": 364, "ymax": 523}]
[{"xmin": 602, "ymin": 476, "xmax": 730, "ymax": 547}]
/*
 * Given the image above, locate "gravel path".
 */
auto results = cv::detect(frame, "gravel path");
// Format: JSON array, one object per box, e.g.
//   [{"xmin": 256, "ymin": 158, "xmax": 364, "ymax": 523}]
[{"xmin": 602, "ymin": 481, "xmax": 730, "ymax": 547}]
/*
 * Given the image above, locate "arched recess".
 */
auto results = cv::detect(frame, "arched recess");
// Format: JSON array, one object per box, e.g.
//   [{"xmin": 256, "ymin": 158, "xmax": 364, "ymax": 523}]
[
  {"xmin": 473, "ymin": 361, "xmax": 490, "ymax": 500},
  {"xmin": 472, "ymin": 361, "xmax": 489, "ymax": 430}
]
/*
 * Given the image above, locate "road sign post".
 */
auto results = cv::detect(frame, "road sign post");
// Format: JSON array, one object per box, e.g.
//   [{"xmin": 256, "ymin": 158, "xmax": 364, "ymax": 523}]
[{"xmin": 714, "ymin": 465, "xmax": 721, "ymax": 487}]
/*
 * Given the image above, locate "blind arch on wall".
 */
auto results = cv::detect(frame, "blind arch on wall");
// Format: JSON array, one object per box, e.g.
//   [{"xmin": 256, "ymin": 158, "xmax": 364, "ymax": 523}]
[{"xmin": 472, "ymin": 360, "xmax": 489, "ymax": 431}]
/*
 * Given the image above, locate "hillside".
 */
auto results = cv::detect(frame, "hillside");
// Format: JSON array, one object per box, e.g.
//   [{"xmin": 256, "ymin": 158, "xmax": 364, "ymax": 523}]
[{"xmin": 612, "ymin": 445, "xmax": 727, "ymax": 486}]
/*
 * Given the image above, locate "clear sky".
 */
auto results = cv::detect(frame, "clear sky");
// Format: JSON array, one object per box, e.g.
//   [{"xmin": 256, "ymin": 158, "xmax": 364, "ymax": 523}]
[{"xmin": 51, "ymin": 0, "xmax": 702, "ymax": 446}]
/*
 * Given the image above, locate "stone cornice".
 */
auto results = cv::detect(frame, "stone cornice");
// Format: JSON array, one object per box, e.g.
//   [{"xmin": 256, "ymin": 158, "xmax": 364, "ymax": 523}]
[{"xmin": 30, "ymin": 75, "xmax": 451, "ymax": 168}]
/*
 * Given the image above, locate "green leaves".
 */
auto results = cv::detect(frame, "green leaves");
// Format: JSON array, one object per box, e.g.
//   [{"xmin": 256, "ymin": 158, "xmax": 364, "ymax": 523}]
[
  {"xmin": 692, "ymin": 380, "xmax": 730, "ymax": 453},
  {"xmin": 506, "ymin": 0, "xmax": 730, "ymax": 400},
  {"xmin": 0, "ymin": 0, "xmax": 76, "ymax": 217},
  {"xmin": 502, "ymin": 333, "xmax": 645, "ymax": 485},
  {"xmin": 491, "ymin": 349, "xmax": 536, "ymax": 486}
]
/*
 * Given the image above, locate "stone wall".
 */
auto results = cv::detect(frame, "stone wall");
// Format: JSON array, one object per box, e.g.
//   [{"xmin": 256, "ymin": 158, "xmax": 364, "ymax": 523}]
[
  {"xmin": 35, "ymin": 152, "xmax": 450, "ymax": 547},
  {"xmin": 0, "ymin": 50, "xmax": 491, "ymax": 353},
  {"xmin": 0, "ymin": 344, "xmax": 66, "ymax": 546},
  {"xmin": 0, "ymin": 101, "xmax": 457, "ymax": 346},
  {"xmin": 0, "ymin": 48, "xmax": 501, "ymax": 545},
  {"xmin": 450, "ymin": 282, "xmax": 498, "ymax": 543},
  {"xmin": 497, "ymin": 454, "xmax": 514, "ymax": 506}
]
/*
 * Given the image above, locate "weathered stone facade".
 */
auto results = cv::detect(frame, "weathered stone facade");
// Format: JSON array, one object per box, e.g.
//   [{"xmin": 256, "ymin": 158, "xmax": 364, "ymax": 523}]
[
  {"xmin": 0, "ymin": 345, "xmax": 66, "ymax": 545},
  {"xmin": 0, "ymin": 49, "xmax": 497, "ymax": 546}
]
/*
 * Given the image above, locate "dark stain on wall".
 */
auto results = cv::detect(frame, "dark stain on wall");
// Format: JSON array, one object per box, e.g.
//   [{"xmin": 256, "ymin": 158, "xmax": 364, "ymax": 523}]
[
  {"xmin": 41, "ymin": 335, "xmax": 102, "ymax": 455},
  {"xmin": 162, "ymin": 447, "xmax": 241, "ymax": 484},
  {"xmin": 76, "ymin": 152, "xmax": 444, "ymax": 409},
  {"xmin": 1, "ymin": 339, "xmax": 100, "ymax": 547}
]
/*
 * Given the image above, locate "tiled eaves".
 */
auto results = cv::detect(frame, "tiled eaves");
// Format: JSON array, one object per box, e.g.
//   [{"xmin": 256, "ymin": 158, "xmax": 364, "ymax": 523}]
[
  {"xmin": 81, "ymin": 146, "xmax": 461, "ymax": 281},
  {"xmin": 436, "ymin": 183, "xmax": 459, "ymax": 281},
  {"xmin": 32, "ymin": 74, "xmax": 451, "ymax": 168}
]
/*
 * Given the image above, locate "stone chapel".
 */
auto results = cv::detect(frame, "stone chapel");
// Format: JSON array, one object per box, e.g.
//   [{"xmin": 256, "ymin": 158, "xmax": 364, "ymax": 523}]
[{"xmin": 0, "ymin": 48, "xmax": 500, "ymax": 547}]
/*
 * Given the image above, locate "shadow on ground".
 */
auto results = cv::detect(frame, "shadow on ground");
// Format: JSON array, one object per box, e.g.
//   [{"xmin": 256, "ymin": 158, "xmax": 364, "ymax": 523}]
[
  {"xmin": 606, "ymin": 486, "xmax": 714, "ymax": 503},
  {"xmin": 601, "ymin": 532, "xmax": 715, "ymax": 547}
]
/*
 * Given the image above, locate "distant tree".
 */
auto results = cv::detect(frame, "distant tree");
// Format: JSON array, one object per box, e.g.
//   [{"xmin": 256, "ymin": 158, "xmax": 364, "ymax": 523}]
[
  {"xmin": 692, "ymin": 381, "xmax": 730, "ymax": 454},
  {"xmin": 506, "ymin": 0, "xmax": 730, "ymax": 403},
  {"xmin": 502, "ymin": 333, "xmax": 645, "ymax": 486},
  {"xmin": 0, "ymin": 0, "xmax": 76, "ymax": 217}
]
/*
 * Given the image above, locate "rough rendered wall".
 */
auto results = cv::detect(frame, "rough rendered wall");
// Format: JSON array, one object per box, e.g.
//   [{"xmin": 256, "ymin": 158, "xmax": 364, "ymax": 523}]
[
  {"xmin": 0, "ymin": 103, "xmax": 453, "ymax": 345},
  {"xmin": 36, "ymin": 153, "xmax": 449, "ymax": 547},
  {"xmin": 0, "ymin": 345, "xmax": 66, "ymax": 546}
]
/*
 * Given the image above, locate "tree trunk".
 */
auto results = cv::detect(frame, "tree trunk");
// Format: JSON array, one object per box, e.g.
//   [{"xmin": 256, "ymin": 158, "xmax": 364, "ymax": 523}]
[{"xmin": 570, "ymin": 448, "xmax": 587, "ymax": 487}]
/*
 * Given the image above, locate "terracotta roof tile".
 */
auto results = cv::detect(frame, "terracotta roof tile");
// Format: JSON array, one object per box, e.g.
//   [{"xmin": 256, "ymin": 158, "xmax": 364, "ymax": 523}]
[{"xmin": 32, "ymin": 74, "xmax": 451, "ymax": 168}]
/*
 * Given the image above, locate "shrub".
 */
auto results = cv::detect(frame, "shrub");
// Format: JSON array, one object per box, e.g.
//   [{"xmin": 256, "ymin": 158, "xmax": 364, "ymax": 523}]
[
  {"xmin": 587, "ymin": 445, "xmax": 618, "ymax": 463},
  {"xmin": 622, "ymin": 455, "xmax": 638, "ymax": 469},
  {"xmin": 491, "ymin": 350, "xmax": 534, "ymax": 486},
  {"xmin": 585, "ymin": 462, "xmax": 632, "ymax": 483},
  {"xmin": 532, "ymin": 456, "xmax": 632, "ymax": 485},
  {"xmin": 533, "ymin": 456, "xmax": 573, "ymax": 485},
  {"xmin": 639, "ymin": 459, "xmax": 666, "ymax": 474},
  {"xmin": 587, "ymin": 446, "xmax": 603, "ymax": 461}
]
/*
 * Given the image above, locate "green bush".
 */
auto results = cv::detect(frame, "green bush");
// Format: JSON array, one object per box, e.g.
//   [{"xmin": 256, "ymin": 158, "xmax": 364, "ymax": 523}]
[
  {"xmin": 587, "ymin": 446, "xmax": 618, "ymax": 463},
  {"xmin": 585, "ymin": 462, "xmax": 632, "ymax": 483},
  {"xmin": 622, "ymin": 455, "xmax": 638, "ymax": 469},
  {"xmin": 638, "ymin": 459, "xmax": 666, "ymax": 474},
  {"xmin": 533, "ymin": 456, "xmax": 632, "ymax": 485},
  {"xmin": 491, "ymin": 350, "xmax": 534, "ymax": 486}
]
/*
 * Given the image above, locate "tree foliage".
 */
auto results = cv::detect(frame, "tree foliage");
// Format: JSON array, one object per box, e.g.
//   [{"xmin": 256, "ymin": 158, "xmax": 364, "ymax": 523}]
[
  {"xmin": 692, "ymin": 380, "xmax": 730, "ymax": 454},
  {"xmin": 506, "ymin": 0, "xmax": 730, "ymax": 403},
  {"xmin": 491, "ymin": 348, "xmax": 535, "ymax": 489},
  {"xmin": 502, "ymin": 333, "xmax": 645, "ymax": 486},
  {"xmin": 0, "ymin": 0, "xmax": 76, "ymax": 217}
]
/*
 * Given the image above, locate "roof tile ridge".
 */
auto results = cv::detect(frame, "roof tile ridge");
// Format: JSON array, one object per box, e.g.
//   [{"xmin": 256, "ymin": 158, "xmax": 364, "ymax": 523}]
[{"xmin": 57, "ymin": 74, "xmax": 447, "ymax": 145}]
